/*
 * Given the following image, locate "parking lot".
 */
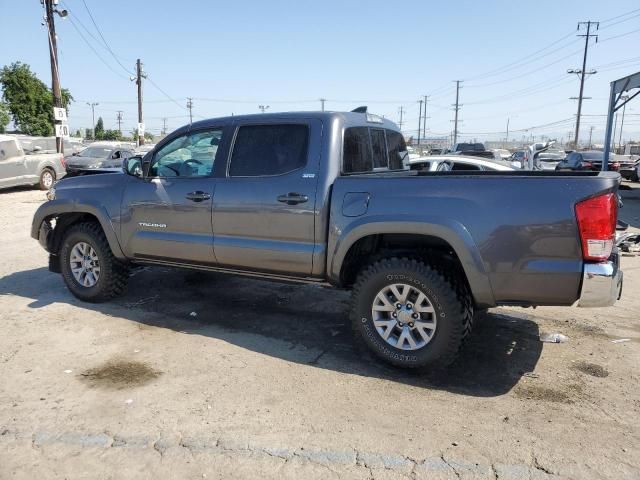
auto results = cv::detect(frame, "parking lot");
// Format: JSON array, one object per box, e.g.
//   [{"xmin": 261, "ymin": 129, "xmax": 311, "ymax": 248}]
[{"xmin": 0, "ymin": 184, "xmax": 638, "ymax": 480}]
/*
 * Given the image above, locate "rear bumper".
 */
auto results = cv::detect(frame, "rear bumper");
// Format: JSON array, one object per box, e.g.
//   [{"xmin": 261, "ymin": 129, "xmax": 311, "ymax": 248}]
[{"xmin": 577, "ymin": 252, "xmax": 623, "ymax": 307}]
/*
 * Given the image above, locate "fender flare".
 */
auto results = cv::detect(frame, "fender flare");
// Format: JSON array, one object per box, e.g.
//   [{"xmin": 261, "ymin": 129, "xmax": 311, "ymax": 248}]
[
  {"xmin": 31, "ymin": 198, "xmax": 126, "ymax": 260},
  {"xmin": 328, "ymin": 216, "xmax": 495, "ymax": 306}
]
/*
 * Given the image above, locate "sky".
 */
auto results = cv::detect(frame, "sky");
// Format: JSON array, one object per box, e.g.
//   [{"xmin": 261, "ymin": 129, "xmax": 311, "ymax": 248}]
[{"xmin": 1, "ymin": 0, "xmax": 640, "ymax": 145}]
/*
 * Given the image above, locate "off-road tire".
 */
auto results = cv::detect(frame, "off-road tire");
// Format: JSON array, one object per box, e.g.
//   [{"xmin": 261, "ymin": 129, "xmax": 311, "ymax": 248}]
[
  {"xmin": 350, "ymin": 257, "xmax": 472, "ymax": 369},
  {"xmin": 39, "ymin": 168, "xmax": 55, "ymax": 190},
  {"xmin": 59, "ymin": 222, "xmax": 129, "ymax": 302}
]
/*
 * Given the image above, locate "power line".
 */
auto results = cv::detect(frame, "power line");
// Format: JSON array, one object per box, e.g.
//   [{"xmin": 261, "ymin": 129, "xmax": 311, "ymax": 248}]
[
  {"xmin": 80, "ymin": 0, "xmax": 134, "ymax": 76},
  {"xmin": 65, "ymin": 16, "xmax": 129, "ymax": 81},
  {"xmin": 600, "ymin": 7, "xmax": 640, "ymax": 24}
]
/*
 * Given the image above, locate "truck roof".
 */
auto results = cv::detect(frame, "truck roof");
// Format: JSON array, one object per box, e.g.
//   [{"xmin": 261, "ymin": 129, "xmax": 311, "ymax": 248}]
[{"xmin": 188, "ymin": 110, "xmax": 401, "ymax": 132}]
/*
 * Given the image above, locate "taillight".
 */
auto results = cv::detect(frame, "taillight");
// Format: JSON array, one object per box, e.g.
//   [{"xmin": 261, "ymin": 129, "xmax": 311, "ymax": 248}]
[
  {"xmin": 580, "ymin": 161, "xmax": 593, "ymax": 168},
  {"xmin": 60, "ymin": 155, "xmax": 66, "ymax": 168},
  {"xmin": 575, "ymin": 193, "xmax": 617, "ymax": 262},
  {"xmin": 611, "ymin": 162, "xmax": 620, "ymax": 171}
]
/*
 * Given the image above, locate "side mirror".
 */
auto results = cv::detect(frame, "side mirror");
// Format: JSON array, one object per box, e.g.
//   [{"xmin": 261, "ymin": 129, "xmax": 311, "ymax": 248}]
[{"xmin": 123, "ymin": 156, "xmax": 143, "ymax": 177}]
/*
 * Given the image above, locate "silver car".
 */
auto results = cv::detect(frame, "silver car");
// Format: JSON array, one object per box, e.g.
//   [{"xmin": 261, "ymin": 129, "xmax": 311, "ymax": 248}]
[
  {"xmin": 0, "ymin": 135, "xmax": 66, "ymax": 190},
  {"xmin": 65, "ymin": 143, "xmax": 135, "ymax": 175}
]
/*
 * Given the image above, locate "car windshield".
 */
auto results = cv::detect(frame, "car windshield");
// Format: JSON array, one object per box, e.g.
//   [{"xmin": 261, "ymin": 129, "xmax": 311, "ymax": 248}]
[{"xmin": 80, "ymin": 147, "xmax": 113, "ymax": 158}]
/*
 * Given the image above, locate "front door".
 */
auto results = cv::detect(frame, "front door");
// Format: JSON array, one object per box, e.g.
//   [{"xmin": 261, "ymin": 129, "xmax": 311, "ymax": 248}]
[
  {"xmin": 120, "ymin": 128, "xmax": 225, "ymax": 264},
  {"xmin": 0, "ymin": 140, "xmax": 26, "ymax": 188},
  {"xmin": 212, "ymin": 120, "xmax": 322, "ymax": 276}
]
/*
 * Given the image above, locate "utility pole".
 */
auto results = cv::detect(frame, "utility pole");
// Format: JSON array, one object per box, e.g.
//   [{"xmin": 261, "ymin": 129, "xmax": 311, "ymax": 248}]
[
  {"xmin": 132, "ymin": 58, "xmax": 146, "ymax": 147},
  {"xmin": 506, "ymin": 117, "xmax": 510, "ymax": 144},
  {"xmin": 86, "ymin": 102, "xmax": 98, "ymax": 139},
  {"xmin": 588, "ymin": 126, "xmax": 594, "ymax": 148},
  {"xmin": 618, "ymin": 95, "xmax": 629, "ymax": 151},
  {"xmin": 320, "ymin": 98, "xmax": 326, "ymax": 111},
  {"xmin": 452, "ymin": 80, "xmax": 462, "ymax": 146},
  {"xmin": 162, "ymin": 117, "xmax": 168, "ymax": 136},
  {"xmin": 258, "ymin": 105, "xmax": 270, "ymax": 113},
  {"xmin": 44, "ymin": 0, "xmax": 67, "ymax": 154},
  {"xmin": 612, "ymin": 113, "xmax": 619, "ymax": 151},
  {"xmin": 186, "ymin": 97, "xmax": 194, "ymax": 123},
  {"xmin": 116, "ymin": 110, "xmax": 123, "ymax": 135},
  {"xmin": 422, "ymin": 95, "xmax": 429, "ymax": 140},
  {"xmin": 417, "ymin": 99, "xmax": 423, "ymax": 146},
  {"xmin": 398, "ymin": 106, "xmax": 404, "ymax": 131},
  {"xmin": 568, "ymin": 21, "xmax": 599, "ymax": 148}
]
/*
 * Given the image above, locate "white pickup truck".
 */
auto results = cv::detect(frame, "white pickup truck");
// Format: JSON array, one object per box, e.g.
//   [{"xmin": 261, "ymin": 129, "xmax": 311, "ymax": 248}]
[{"xmin": 0, "ymin": 135, "xmax": 66, "ymax": 190}]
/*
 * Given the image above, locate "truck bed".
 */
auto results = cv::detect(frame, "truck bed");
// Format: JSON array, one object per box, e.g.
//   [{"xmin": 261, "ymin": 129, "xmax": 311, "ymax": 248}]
[{"xmin": 328, "ymin": 170, "xmax": 620, "ymax": 307}]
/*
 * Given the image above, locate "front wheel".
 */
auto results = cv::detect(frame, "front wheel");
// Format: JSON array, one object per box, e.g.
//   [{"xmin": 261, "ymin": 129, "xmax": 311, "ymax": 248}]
[
  {"xmin": 350, "ymin": 257, "xmax": 472, "ymax": 369},
  {"xmin": 59, "ymin": 222, "xmax": 129, "ymax": 302}
]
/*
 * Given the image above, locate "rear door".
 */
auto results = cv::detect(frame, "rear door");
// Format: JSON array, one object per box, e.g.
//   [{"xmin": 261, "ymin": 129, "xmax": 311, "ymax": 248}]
[
  {"xmin": 120, "ymin": 127, "xmax": 227, "ymax": 264},
  {"xmin": 212, "ymin": 119, "xmax": 322, "ymax": 276}
]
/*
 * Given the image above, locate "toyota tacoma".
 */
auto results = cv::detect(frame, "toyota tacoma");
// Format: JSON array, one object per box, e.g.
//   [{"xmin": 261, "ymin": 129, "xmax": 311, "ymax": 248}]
[{"xmin": 32, "ymin": 111, "xmax": 624, "ymax": 368}]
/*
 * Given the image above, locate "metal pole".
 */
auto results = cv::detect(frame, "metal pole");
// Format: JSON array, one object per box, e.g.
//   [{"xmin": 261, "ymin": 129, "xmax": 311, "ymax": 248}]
[
  {"xmin": 320, "ymin": 98, "xmax": 326, "ymax": 111},
  {"xmin": 45, "ymin": 0, "xmax": 63, "ymax": 154},
  {"xmin": 423, "ymin": 95, "xmax": 428, "ymax": 140},
  {"xmin": 573, "ymin": 21, "xmax": 597, "ymax": 147},
  {"xmin": 398, "ymin": 106, "xmax": 404, "ymax": 131},
  {"xmin": 136, "ymin": 59, "xmax": 144, "ymax": 146},
  {"xmin": 612, "ymin": 113, "xmax": 618, "ymax": 152},
  {"xmin": 417, "ymin": 99, "xmax": 423, "ymax": 146},
  {"xmin": 116, "ymin": 110, "xmax": 123, "ymax": 135},
  {"xmin": 506, "ymin": 117, "xmax": 510, "ymax": 144},
  {"xmin": 453, "ymin": 81, "xmax": 461, "ymax": 146},
  {"xmin": 602, "ymin": 82, "xmax": 616, "ymax": 171},
  {"xmin": 618, "ymin": 97, "xmax": 628, "ymax": 151},
  {"xmin": 186, "ymin": 97, "xmax": 193, "ymax": 123}
]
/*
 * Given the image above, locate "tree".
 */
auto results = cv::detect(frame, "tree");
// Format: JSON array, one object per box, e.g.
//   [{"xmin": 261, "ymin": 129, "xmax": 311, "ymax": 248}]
[
  {"xmin": 131, "ymin": 129, "xmax": 155, "ymax": 142},
  {"xmin": 0, "ymin": 102, "xmax": 9, "ymax": 133},
  {"xmin": 94, "ymin": 117, "xmax": 105, "ymax": 139},
  {"xmin": 0, "ymin": 62, "xmax": 73, "ymax": 136},
  {"xmin": 102, "ymin": 129, "xmax": 120, "ymax": 140}
]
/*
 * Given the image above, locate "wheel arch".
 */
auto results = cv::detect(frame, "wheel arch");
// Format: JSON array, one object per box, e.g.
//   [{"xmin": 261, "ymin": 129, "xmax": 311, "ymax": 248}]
[{"xmin": 330, "ymin": 221, "xmax": 495, "ymax": 307}]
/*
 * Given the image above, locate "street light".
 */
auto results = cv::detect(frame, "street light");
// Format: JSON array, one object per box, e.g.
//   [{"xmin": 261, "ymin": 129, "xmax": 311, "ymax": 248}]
[{"xmin": 258, "ymin": 105, "xmax": 270, "ymax": 113}]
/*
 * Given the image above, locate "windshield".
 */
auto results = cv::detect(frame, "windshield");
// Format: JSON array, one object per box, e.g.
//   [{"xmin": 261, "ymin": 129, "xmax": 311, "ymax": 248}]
[{"xmin": 80, "ymin": 147, "xmax": 113, "ymax": 158}]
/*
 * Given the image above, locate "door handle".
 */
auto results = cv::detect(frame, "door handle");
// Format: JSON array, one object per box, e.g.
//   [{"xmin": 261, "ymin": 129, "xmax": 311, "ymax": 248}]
[
  {"xmin": 185, "ymin": 191, "xmax": 211, "ymax": 202},
  {"xmin": 277, "ymin": 192, "xmax": 309, "ymax": 205}
]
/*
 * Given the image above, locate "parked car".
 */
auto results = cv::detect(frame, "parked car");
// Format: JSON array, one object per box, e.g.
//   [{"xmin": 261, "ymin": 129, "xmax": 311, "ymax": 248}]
[
  {"xmin": 616, "ymin": 155, "xmax": 639, "ymax": 182},
  {"xmin": 555, "ymin": 151, "xmax": 613, "ymax": 172},
  {"xmin": 410, "ymin": 155, "xmax": 515, "ymax": 172},
  {"xmin": 65, "ymin": 142, "xmax": 135, "ymax": 176},
  {"xmin": 509, "ymin": 150, "xmax": 525, "ymax": 169},
  {"xmin": 536, "ymin": 149, "xmax": 566, "ymax": 171},
  {"xmin": 448, "ymin": 142, "xmax": 496, "ymax": 159},
  {"xmin": 32, "ymin": 110, "xmax": 623, "ymax": 369},
  {"xmin": 15, "ymin": 135, "xmax": 85, "ymax": 156},
  {"xmin": 492, "ymin": 149, "xmax": 511, "ymax": 162},
  {"xmin": 0, "ymin": 135, "xmax": 65, "ymax": 190}
]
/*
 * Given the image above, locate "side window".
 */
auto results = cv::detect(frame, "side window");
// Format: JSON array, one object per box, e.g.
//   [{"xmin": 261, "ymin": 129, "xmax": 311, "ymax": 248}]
[
  {"xmin": 229, "ymin": 124, "xmax": 308, "ymax": 177},
  {"xmin": 150, "ymin": 129, "xmax": 223, "ymax": 177},
  {"xmin": 371, "ymin": 129, "xmax": 387, "ymax": 169},
  {"xmin": 343, "ymin": 127, "xmax": 372, "ymax": 173},
  {"xmin": 386, "ymin": 130, "xmax": 408, "ymax": 170}
]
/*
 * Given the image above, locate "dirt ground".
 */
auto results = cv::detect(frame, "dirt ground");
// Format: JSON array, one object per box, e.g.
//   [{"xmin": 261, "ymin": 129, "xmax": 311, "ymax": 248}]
[{"xmin": 0, "ymin": 182, "xmax": 639, "ymax": 480}]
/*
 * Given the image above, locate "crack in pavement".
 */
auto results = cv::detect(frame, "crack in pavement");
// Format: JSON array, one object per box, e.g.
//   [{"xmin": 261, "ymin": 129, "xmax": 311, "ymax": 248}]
[{"xmin": 19, "ymin": 429, "xmax": 566, "ymax": 478}]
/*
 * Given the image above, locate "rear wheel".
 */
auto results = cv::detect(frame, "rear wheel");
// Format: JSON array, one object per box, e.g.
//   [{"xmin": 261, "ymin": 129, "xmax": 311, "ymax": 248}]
[
  {"xmin": 59, "ymin": 222, "xmax": 129, "ymax": 302},
  {"xmin": 350, "ymin": 257, "xmax": 472, "ymax": 369},
  {"xmin": 39, "ymin": 168, "xmax": 55, "ymax": 190}
]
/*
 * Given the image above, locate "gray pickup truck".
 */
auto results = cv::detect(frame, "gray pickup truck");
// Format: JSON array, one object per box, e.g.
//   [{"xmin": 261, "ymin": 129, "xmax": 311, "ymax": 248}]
[{"xmin": 31, "ymin": 111, "xmax": 623, "ymax": 368}]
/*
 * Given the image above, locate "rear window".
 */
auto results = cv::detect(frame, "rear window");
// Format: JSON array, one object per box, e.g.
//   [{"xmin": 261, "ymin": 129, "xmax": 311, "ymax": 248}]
[
  {"xmin": 582, "ymin": 152, "xmax": 608, "ymax": 161},
  {"xmin": 343, "ymin": 128, "xmax": 407, "ymax": 173},
  {"xmin": 229, "ymin": 124, "xmax": 308, "ymax": 177}
]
